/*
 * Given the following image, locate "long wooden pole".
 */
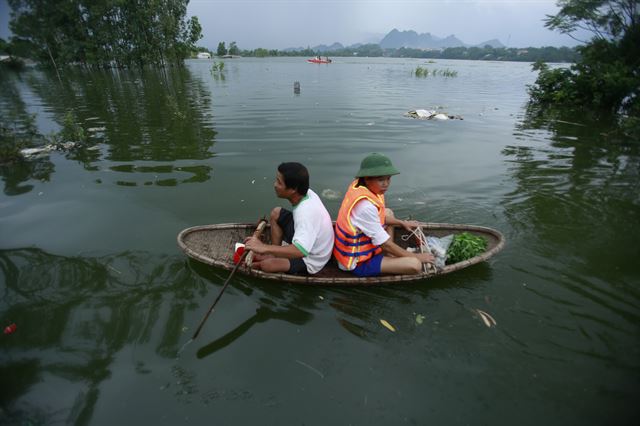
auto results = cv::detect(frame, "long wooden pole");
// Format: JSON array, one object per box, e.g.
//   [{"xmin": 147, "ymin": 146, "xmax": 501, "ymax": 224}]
[{"xmin": 191, "ymin": 220, "xmax": 267, "ymax": 340}]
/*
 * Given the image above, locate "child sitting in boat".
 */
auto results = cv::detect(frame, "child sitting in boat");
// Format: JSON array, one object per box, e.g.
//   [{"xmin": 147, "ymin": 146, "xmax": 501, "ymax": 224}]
[
  {"xmin": 333, "ymin": 153, "xmax": 434, "ymax": 277},
  {"xmin": 245, "ymin": 162, "xmax": 334, "ymax": 275}
]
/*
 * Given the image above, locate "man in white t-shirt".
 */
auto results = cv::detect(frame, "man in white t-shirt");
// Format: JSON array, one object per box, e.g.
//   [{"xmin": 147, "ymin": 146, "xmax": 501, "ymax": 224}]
[{"xmin": 244, "ymin": 162, "xmax": 334, "ymax": 274}]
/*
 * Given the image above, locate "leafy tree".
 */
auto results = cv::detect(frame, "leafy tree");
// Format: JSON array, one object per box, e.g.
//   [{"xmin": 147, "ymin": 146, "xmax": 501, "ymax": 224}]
[
  {"xmin": 217, "ymin": 42, "xmax": 227, "ymax": 56},
  {"xmin": 545, "ymin": 0, "xmax": 637, "ymax": 42},
  {"xmin": 6, "ymin": 0, "xmax": 202, "ymax": 68},
  {"xmin": 254, "ymin": 48, "xmax": 269, "ymax": 57},
  {"xmin": 228, "ymin": 41, "xmax": 239, "ymax": 56},
  {"xmin": 528, "ymin": 0, "xmax": 639, "ymax": 135}
]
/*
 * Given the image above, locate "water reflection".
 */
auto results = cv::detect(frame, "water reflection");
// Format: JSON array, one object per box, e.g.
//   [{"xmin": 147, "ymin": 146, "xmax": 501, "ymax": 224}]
[
  {"xmin": 329, "ymin": 264, "xmax": 494, "ymax": 339},
  {"xmin": 196, "ymin": 305, "xmax": 311, "ymax": 359},
  {"xmin": 0, "ymin": 66, "xmax": 218, "ymax": 195},
  {"xmin": 503, "ymin": 106, "xmax": 640, "ymax": 369},
  {"xmin": 0, "ymin": 248, "xmax": 209, "ymax": 423},
  {"xmin": 29, "ymin": 66, "xmax": 217, "ymax": 162},
  {"xmin": 109, "ymin": 164, "xmax": 212, "ymax": 187}
]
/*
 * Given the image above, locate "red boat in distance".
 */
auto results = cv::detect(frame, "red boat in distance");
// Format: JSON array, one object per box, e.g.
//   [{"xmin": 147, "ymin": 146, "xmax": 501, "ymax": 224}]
[{"xmin": 307, "ymin": 57, "xmax": 332, "ymax": 64}]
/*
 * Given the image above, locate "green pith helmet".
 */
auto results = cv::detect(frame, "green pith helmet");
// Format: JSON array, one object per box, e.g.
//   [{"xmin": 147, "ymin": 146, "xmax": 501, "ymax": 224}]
[{"xmin": 355, "ymin": 153, "xmax": 400, "ymax": 177}]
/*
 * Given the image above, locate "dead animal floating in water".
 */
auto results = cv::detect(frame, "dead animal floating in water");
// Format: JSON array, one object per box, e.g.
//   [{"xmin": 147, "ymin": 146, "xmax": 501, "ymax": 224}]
[
  {"xmin": 20, "ymin": 142, "xmax": 80, "ymax": 158},
  {"xmin": 406, "ymin": 109, "xmax": 463, "ymax": 120}
]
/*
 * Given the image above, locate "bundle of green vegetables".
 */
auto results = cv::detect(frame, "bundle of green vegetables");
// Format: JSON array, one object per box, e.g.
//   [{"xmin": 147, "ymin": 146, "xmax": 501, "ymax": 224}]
[{"xmin": 446, "ymin": 232, "xmax": 487, "ymax": 264}]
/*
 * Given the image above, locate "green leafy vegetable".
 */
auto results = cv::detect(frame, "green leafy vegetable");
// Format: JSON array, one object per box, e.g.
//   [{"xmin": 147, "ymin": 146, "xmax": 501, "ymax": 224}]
[{"xmin": 446, "ymin": 232, "xmax": 487, "ymax": 264}]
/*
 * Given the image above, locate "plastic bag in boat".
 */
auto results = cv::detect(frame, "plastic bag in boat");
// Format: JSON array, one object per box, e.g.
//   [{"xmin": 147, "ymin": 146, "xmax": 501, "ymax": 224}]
[{"xmin": 426, "ymin": 235, "xmax": 453, "ymax": 269}]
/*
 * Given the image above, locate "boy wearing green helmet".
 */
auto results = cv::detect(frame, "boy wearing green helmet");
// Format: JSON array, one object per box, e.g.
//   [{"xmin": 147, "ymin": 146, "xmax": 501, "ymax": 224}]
[{"xmin": 333, "ymin": 153, "xmax": 434, "ymax": 277}]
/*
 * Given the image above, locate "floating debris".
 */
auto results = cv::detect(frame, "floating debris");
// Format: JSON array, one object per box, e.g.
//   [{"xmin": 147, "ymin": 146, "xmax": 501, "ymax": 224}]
[
  {"xmin": 107, "ymin": 264, "xmax": 122, "ymax": 275},
  {"xmin": 380, "ymin": 319, "xmax": 396, "ymax": 332},
  {"xmin": 474, "ymin": 309, "xmax": 496, "ymax": 328},
  {"xmin": 415, "ymin": 314, "xmax": 425, "ymax": 325},
  {"xmin": 4, "ymin": 323, "xmax": 17, "ymax": 334},
  {"xmin": 321, "ymin": 188, "xmax": 341, "ymax": 200},
  {"xmin": 20, "ymin": 142, "xmax": 84, "ymax": 158},
  {"xmin": 295, "ymin": 359, "xmax": 324, "ymax": 379},
  {"xmin": 406, "ymin": 109, "xmax": 463, "ymax": 120}
]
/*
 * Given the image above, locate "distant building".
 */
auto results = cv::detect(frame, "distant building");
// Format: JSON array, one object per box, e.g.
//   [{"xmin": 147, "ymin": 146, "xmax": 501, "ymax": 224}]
[{"xmin": 196, "ymin": 52, "xmax": 211, "ymax": 59}]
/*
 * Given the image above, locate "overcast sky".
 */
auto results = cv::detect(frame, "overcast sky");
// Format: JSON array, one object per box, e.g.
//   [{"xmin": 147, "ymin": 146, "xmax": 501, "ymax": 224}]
[
  {"xmin": 0, "ymin": 0, "xmax": 582, "ymax": 49},
  {"xmin": 188, "ymin": 0, "xmax": 581, "ymax": 49}
]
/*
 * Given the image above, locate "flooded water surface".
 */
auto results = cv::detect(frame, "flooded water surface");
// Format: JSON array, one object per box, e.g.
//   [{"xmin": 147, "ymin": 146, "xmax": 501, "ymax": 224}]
[{"xmin": 1, "ymin": 58, "xmax": 638, "ymax": 425}]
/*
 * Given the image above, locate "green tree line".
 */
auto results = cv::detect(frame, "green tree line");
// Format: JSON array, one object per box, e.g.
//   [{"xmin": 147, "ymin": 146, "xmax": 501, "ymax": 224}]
[
  {"xmin": 4, "ymin": 0, "xmax": 202, "ymax": 68},
  {"xmin": 235, "ymin": 44, "xmax": 579, "ymax": 63}
]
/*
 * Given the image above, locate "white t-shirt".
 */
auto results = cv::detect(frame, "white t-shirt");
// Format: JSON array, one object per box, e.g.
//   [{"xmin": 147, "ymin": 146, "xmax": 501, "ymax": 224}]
[
  {"xmin": 350, "ymin": 200, "xmax": 390, "ymax": 246},
  {"xmin": 292, "ymin": 189, "xmax": 335, "ymax": 274},
  {"xmin": 338, "ymin": 199, "xmax": 390, "ymax": 271}
]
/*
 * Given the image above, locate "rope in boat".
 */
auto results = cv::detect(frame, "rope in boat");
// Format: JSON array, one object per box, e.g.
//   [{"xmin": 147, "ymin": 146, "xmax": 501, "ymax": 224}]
[{"xmin": 401, "ymin": 227, "xmax": 436, "ymax": 274}]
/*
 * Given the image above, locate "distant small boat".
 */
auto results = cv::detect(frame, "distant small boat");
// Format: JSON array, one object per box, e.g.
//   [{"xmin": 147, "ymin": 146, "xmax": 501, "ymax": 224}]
[
  {"xmin": 196, "ymin": 52, "xmax": 211, "ymax": 59},
  {"xmin": 307, "ymin": 58, "xmax": 332, "ymax": 64}
]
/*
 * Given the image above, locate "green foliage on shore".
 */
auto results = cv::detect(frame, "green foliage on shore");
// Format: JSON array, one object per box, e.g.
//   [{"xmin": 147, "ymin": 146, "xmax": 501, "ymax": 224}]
[
  {"xmin": 527, "ymin": 0, "xmax": 639, "ymax": 137},
  {"xmin": 6, "ymin": 0, "xmax": 202, "ymax": 68},
  {"xmin": 217, "ymin": 42, "xmax": 227, "ymax": 57}
]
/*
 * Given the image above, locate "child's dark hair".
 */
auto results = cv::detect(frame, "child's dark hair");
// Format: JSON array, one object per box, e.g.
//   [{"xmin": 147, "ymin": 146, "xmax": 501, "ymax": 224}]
[{"xmin": 278, "ymin": 162, "xmax": 309, "ymax": 195}]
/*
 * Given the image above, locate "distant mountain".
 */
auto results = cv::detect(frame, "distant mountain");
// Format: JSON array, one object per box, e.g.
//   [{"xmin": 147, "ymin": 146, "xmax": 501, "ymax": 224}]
[
  {"xmin": 282, "ymin": 42, "xmax": 344, "ymax": 52},
  {"xmin": 475, "ymin": 39, "xmax": 505, "ymax": 48},
  {"xmin": 282, "ymin": 30, "xmax": 504, "ymax": 52},
  {"xmin": 313, "ymin": 42, "xmax": 344, "ymax": 52},
  {"xmin": 379, "ymin": 28, "xmax": 466, "ymax": 49},
  {"xmin": 282, "ymin": 46, "xmax": 306, "ymax": 52}
]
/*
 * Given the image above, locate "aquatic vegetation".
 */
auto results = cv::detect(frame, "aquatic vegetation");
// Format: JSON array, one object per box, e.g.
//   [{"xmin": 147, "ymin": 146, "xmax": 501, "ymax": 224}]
[
  {"xmin": 1, "ymin": 110, "xmax": 91, "ymax": 163},
  {"xmin": 0, "ymin": 125, "xmax": 26, "ymax": 163},
  {"xmin": 55, "ymin": 111, "xmax": 87, "ymax": 143},
  {"xmin": 414, "ymin": 66, "xmax": 458, "ymax": 78},
  {"xmin": 414, "ymin": 66, "xmax": 428, "ymax": 77},
  {"xmin": 438, "ymin": 69, "xmax": 458, "ymax": 77},
  {"xmin": 210, "ymin": 61, "xmax": 225, "ymax": 74}
]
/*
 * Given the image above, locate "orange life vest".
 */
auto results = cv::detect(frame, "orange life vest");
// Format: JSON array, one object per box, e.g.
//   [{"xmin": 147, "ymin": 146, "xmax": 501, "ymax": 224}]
[{"xmin": 333, "ymin": 180, "xmax": 386, "ymax": 270}]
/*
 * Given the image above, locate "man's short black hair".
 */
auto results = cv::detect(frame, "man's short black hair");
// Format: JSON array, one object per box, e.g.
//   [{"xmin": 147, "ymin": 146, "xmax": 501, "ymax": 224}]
[{"xmin": 278, "ymin": 162, "xmax": 309, "ymax": 196}]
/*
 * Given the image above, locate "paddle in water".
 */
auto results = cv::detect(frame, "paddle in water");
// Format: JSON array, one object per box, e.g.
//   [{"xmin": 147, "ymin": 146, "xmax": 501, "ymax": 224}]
[{"xmin": 189, "ymin": 219, "xmax": 267, "ymax": 341}]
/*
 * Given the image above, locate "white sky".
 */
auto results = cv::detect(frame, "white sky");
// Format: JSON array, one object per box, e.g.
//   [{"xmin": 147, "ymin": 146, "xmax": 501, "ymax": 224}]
[
  {"xmin": 0, "ymin": 0, "xmax": 583, "ymax": 49},
  {"xmin": 188, "ymin": 0, "xmax": 582, "ymax": 49}
]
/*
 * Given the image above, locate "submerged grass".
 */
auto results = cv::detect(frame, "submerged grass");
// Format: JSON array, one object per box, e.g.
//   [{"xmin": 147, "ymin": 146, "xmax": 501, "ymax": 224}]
[
  {"xmin": 210, "ymin": 61, "xmax": 225, "ymax": 74},
  {"xmin": 414, "ymin": 66, "xmax": 458, "ymax": 78}
]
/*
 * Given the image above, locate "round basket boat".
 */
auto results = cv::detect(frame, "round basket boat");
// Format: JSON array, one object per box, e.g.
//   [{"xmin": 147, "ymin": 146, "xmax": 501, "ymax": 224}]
[{"xmin": 177, "ymin": 222, "xmax": 505, "ymax": 286}]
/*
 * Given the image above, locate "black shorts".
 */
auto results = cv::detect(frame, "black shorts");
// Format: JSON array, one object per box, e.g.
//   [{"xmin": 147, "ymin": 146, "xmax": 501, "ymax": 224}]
[{"xmin": 277, "ymin": 208, "xmax": 308, "ymax": 275}]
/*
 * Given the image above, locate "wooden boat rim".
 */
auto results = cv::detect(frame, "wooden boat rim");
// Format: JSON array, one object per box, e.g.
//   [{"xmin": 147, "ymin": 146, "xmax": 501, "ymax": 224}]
[{"xmin": 177, "ymin": 222, "xmax": 505, "ymax": 286}]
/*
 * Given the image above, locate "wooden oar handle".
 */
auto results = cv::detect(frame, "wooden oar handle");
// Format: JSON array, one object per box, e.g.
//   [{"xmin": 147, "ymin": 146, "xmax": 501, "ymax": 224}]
[{"xmin": 244, "ymin": 220, "xmax": 267, "ymax": 267}]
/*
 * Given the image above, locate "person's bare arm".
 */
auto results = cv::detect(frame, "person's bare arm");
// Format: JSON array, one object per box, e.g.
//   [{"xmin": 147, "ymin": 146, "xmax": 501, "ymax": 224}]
[
  {"xmin": 244, "ymin": 236, "xmax": 304, "ymax": 259},
  {"xmin": 385, "ymin": 216, "xmax": 423, "ymax": 232}
]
